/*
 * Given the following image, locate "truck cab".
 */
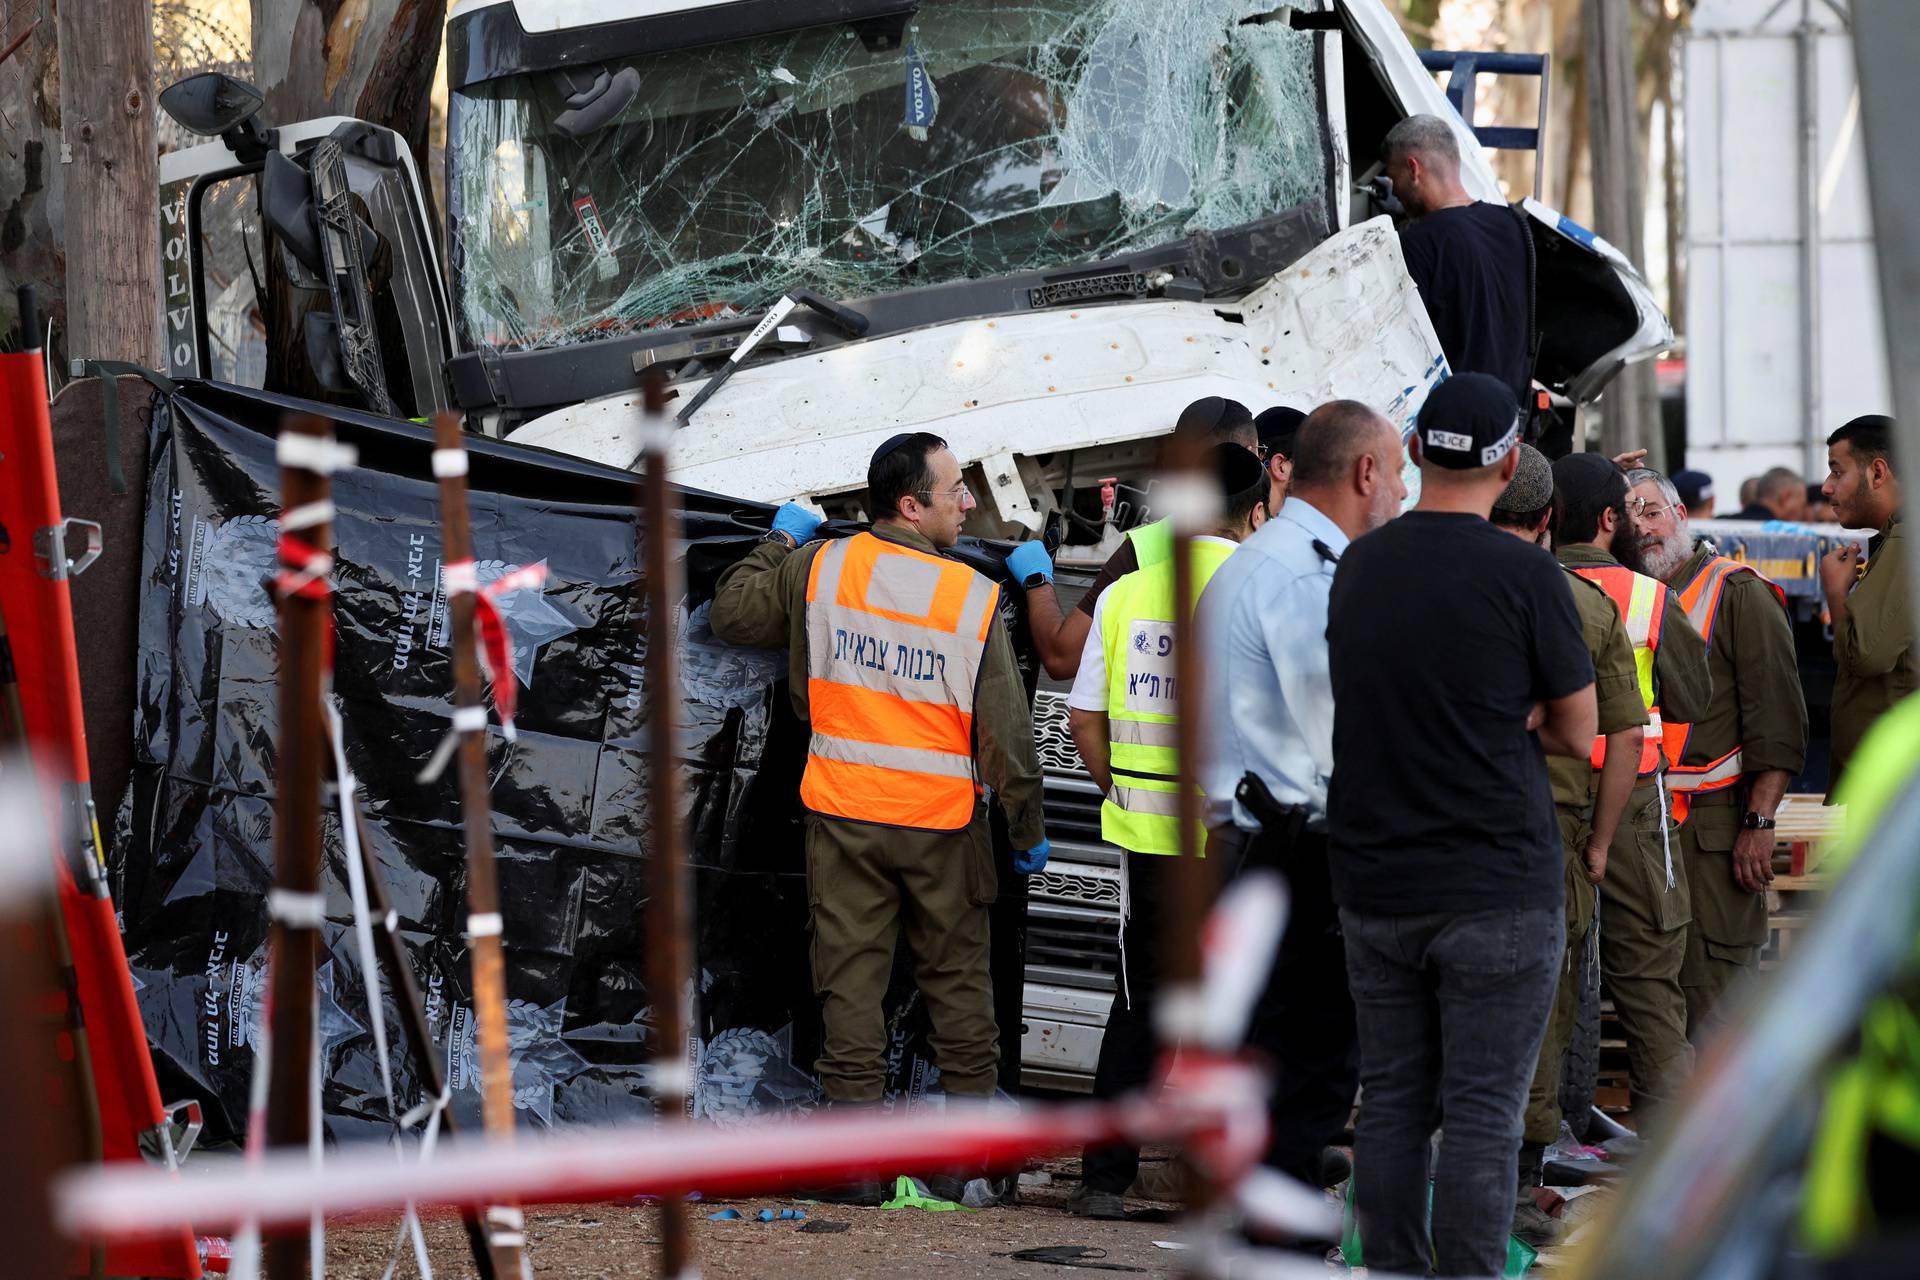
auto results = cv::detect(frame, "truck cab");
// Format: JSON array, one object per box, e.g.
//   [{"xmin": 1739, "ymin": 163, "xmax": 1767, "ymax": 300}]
[
  {"xmin": 161, "ymin": 0, "xmax": 1669, "ymax": 535},
  {"xmin": 155, "ymin": 0, "xmax": 1675, "ymax": 1093}
]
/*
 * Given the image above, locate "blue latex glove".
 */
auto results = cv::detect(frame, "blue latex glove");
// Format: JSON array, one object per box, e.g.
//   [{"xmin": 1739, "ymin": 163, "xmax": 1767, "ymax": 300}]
[
  {"xmin": 772, "ymin": 501, "xmax": 824, "ymax": 544},
  {"xmin": 1006, "ymin": 539, "xmax": 1054, "ymax": 585},
  {"xmin": 1012, "ymin": 839, "xmax": 1050, "ymax": 875}
]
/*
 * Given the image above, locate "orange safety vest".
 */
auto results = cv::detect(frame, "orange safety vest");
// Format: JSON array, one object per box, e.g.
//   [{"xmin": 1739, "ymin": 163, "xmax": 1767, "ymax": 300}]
[
  {"xmin": 800, "ymin": 531, "xmax": 1001, "ymax": 831},
  {"xmin": 1572, "ymin": 564, "xmax": 1667, "ymax": 777},
  {"xmin": 1659, "ymin": 553, "xmax": 1790, "ymax": 794}
]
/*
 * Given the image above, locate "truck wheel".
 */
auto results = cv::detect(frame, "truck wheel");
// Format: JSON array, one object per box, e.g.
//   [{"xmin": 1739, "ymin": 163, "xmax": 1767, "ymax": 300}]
[{"xmin": 1558, "ymin": 916, "xmax": 1601, "ymax": 1141}]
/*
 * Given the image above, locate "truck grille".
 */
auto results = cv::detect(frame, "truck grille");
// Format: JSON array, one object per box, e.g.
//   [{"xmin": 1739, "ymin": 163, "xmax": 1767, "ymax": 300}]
[
  {"xmin": 1026, "ymin": 914, "xmax": 1121, "ymax": 989},
  {"xmin": 1029, "ymin": 866, "xmax": 1120, "ymax": 909},
  {"xmin": 1032, "ymin": 689, "xmax": 1080, "ymax": 774}
]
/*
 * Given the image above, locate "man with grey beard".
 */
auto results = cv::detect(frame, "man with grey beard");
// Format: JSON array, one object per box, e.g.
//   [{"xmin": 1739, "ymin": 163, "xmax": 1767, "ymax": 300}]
[
  {"xmin": 1550, "ymin": 453, "xmax": 1711, "ymax": 1123},
  {"xmin": 1624, "ymin": 468, "xmax": 1806, "ymax": 1038}
]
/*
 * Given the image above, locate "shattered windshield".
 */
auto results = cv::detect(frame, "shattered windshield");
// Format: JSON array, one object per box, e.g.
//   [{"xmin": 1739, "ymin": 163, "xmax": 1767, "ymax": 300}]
[{"xmin": 449, "ymin": 0, "xmax": 1329, "ymax": 351}]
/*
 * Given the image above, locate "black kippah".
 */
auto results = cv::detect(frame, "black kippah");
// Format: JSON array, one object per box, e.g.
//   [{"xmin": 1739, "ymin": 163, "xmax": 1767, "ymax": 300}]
[{"xmin": 870, "ymin": 433, "xmax": 916, "ymax": 467}]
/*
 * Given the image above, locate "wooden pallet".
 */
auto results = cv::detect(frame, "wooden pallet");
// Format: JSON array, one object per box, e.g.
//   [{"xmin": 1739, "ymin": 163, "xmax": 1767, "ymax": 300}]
[
  {"xmin": 1597, "ymin": 1001, "xmax": 1631, "ymax": 1114},
  {"xmin": 1763, "ymin": 872, "xmax": 1828, "ymax": 968},
  {"xmin": 1774, "ymin": 793, "xmax": 1846, "ymax": 875}
]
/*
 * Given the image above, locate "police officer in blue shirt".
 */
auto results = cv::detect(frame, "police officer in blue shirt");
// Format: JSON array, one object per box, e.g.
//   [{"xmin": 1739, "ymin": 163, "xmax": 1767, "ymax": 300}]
[{"xmin": 1197, "ymin": 400, "xmax": 1407, "ymax": 1204}]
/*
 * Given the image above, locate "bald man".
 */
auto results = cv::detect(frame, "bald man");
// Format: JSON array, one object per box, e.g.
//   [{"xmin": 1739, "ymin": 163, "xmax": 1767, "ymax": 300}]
[{"xmin": 1382, "ymin": 114, "xmax": 1534, "ymax": 406}]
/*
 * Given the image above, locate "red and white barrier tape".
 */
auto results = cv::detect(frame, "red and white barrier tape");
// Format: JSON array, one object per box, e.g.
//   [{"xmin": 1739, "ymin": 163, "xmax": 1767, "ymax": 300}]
[
  {"xmin": 55, "ymin": 1082, "xmax": 1326, "ymax": 1242},
  {"xmin": 416, "ymin": 560, "xmax": 550, "ymax": 782}
]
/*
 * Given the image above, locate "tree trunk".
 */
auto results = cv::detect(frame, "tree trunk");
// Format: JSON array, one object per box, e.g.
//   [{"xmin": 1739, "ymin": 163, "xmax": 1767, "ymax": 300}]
[
  {"xmin": 57, "ymin": 0, "xmax": 160, "ymax": 367},
  {"xmin": 250, "ymin": 0, "xmax": 446, "ymax": 177},
  {"xmin": 1582, "ymin": 0, "xmax": 1660, "ymax": 464},
  {"xmin": 0, "ymin": 5, "xmax": 64, "ymax": 353},
  {"xmin": 1659, "ymin": 22, "xmax": 1683, "ymax": 335},
  {"xmin": 1557, "ymin": 0, "xmax": 1589, "ymax": 221}
]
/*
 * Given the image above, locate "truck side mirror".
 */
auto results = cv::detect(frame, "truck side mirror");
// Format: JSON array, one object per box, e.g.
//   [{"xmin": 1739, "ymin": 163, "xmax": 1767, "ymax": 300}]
[
  {"xmin": 160, "ymin": 73, "xmax": 272, "ymax": 163},
  {"xmin": 262, "ymin": 151, "xmax": 323, "ymax": 273}
]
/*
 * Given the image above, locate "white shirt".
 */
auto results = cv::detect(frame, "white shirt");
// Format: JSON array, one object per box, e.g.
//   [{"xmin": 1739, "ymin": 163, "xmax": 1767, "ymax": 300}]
[
  {"xmin": 1067, "ymin": 536, "xmax": 1242, "ymax": 713},
  {"xmin": 1195, "ymin": 499, "xmax": 1348, "ymax": 829}
]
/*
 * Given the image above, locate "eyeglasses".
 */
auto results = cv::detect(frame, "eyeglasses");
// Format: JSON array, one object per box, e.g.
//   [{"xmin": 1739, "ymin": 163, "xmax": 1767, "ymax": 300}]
[
  {"xmin": 1625, "ymin": 496, "xmax": 1683, "ymax": 520},
  {"xmin": 914, "ymin": 481, "xmax": 971, "ymax": 503}
]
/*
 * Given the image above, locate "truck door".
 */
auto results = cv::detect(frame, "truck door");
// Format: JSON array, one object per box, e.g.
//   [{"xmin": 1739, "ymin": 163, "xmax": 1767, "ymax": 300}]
[
  {"xmin": 158, "ymin": 108, "xmax": 453, "ymax": 418},
  {"xmin": 1520, "ymin": 198, "xmax": 1674, "ymax": 404}
]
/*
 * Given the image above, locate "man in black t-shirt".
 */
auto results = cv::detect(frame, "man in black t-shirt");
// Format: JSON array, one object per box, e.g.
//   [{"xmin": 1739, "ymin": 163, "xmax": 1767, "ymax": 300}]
[
  {"xmin": 1326, "ymin": 374, "xmax": 1597, "ymax": 1279},
  {"xmin": 1383, "ymin": 115, "xmax": 1533, "ymax": 406}
]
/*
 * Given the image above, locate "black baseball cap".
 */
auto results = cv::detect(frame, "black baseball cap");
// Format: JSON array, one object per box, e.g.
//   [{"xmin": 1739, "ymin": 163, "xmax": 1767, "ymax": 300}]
[
  {"xmin": 1254, "ymin": 405, "xmax": 1307, "ymax": 458},
  {"xmin": 1414, "ymin": 373, "xmax": 1521, "ymax": 470},
  {"xmin": 1672, "ymin": 468, "xmax": 1713, "ymax": 508}
]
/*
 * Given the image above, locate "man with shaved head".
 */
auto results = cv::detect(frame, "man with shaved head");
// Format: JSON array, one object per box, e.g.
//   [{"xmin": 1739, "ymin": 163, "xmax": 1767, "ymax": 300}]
[
  {"xmin": 1736, "ymin": 466, "xmax": 1809, "ymax": 523},
  {"xmin": 1195, "ymin": 398, "xmax": 1406, "ymax": 1242},
  {"xmin": 1382, "ymin": 114, "xmax": 1534, "ymax": 407}
]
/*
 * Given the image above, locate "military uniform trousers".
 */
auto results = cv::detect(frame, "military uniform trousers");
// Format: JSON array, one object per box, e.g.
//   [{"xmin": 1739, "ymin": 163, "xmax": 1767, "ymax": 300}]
[
  {"xmin": 1598, "ymin": 784, "xmax": 1695, "ymax": 1114},
  {"xmin": 1524, "ymin": 806, "xmax": 1600, "ymax": 1146},
  {"xmin": 805, "ymin": 809, "xmax": 1000, "ymax": 1102},
  {"xmin": 1679, "ymin": 798, "xmax": 1769, "ymax": 1041}
]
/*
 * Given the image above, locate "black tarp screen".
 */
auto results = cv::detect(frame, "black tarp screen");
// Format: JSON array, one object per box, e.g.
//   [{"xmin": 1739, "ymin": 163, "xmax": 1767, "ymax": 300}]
[{"xmin": 113, "ymin": 382, "xmax": 1028, "ymax": 1145}]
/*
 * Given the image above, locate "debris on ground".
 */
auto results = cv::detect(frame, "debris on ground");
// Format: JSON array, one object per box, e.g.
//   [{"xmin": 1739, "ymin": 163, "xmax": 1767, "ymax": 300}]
[{"xmin": 1002, "ymin": 1245, "xmax": 1147, "ymax": 1272}]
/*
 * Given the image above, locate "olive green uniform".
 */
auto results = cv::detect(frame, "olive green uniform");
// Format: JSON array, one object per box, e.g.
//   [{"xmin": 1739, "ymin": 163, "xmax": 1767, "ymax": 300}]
[
  {"xmin": 1556, "ymin": 543, "xmax": 1712, "ymax": 1114},
  {"xmin": 710, "ymin": 525, "xmax": 1046, "ymax": 1101},
  {"xmin": 1524, "ymin": 570, "xmax": 1647, "ymax": 1146},
  {"xmin": 1669, "ymin": 542, "xmax": 1808, "ymax": 1038},
  {"xmin": 1830, "ymin": 516, "xmax": 1916, "ymax": 795}
]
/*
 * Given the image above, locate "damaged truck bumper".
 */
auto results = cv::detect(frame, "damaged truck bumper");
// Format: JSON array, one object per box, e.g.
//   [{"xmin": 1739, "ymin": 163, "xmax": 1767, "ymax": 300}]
[{"xmin": 506, "ymin": 215, "xmax": 1447, "ymax": 529}]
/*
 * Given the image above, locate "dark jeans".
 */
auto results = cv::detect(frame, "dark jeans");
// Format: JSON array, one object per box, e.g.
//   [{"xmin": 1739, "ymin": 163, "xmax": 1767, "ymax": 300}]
[{"xmin": 1341, "ymin": 905, "xmax": 1563, "ymax": 1279}]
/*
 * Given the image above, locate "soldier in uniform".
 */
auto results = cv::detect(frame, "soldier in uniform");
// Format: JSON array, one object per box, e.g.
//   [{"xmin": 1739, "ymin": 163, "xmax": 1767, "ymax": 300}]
[
  {"xmin": 1626, "ymin": 467, "xmax": 1807, "ymax": 1038},
  {"xmin": 1550, "ymin": 452, "xmax": 1713, "ymax": 1121},
  {"xmin": 1493, "ymin": 445, "xmax": 1646, "ymax": 1246},
  {"xmin": 710, "ymin": 433, "xmax": 1048, "ymax": 1203},
  {"xmin": 1819, "ymin": 415, "xmax": 1914, "ymax": 796}
]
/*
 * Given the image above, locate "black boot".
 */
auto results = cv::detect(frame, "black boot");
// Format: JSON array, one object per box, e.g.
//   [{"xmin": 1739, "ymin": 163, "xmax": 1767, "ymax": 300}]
[{"xmin": 796, "ymin": 1099, "xmax": 888, "ymax": 1206}]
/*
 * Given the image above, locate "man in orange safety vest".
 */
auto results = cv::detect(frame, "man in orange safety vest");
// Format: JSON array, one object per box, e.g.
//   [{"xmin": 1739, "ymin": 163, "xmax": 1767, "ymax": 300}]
[
  {"xmin": 1625, "ymin": 466, "xmax": 1805, "ymax": 1040},
  {"xmin": 711, "ymin": 433, "xmax": 1047, "ymax": 1203},
  {"xmin": 1549, "ymin": 452, "xmax": 1711, "ymax": 1120}
]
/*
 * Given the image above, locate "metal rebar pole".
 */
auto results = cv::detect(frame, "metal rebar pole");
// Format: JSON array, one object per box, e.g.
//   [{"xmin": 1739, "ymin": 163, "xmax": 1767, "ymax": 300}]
[
  {"xmin": 319, "ymin": 729, "xmax": 497, "ymax": 1280},
  {"xmin": 263, "ymin": 414, "xmax": 333, "ymax": 1280},
  {"xmin": 1159, "ymin": 431, "xmax": 1219, "ymax": 1221},
  {"xmin": 637, "ymin": 369, "xmax": 696, "ymax": 1279},
  {"xmin": 427, "ymin": 412, "xmax": 532, "ymax": 1280}
]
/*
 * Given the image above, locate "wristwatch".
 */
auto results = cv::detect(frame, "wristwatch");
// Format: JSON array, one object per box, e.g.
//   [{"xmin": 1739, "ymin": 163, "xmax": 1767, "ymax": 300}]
[
  {"xmin": 1020, "ymin": 570, "xmax": 1049, "ymax": 591},
  {"xmin": 1742, "ymin": 811, "xmax": 1778, "ymax": 831},
  {"xmin": 761, "ymin": 529, "xmax": 798, "ymax": 548}
]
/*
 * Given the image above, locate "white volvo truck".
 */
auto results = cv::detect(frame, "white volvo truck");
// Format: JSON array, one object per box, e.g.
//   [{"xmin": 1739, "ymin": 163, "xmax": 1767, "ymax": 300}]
[{"xmin": 156, "ymin": 0, "xmax": 1671, "ymax": 1091}]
